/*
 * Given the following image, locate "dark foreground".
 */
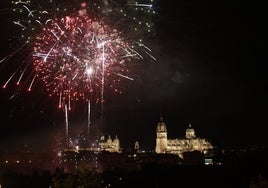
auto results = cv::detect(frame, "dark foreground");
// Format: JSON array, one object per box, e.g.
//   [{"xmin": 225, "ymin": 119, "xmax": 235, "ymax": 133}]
[{"xmin": 0, "ymin": 148, "xmax": 267, "ymax": 188}]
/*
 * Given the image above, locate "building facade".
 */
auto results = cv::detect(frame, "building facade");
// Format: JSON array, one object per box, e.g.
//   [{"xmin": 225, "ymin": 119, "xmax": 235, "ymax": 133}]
[
  {"xmin": 155, "ymin": 116, "xmax": 213, "ymax": 158},
  {"xmin": 99, "ymin": 134, "xmax": 121, "ymax": 153}
]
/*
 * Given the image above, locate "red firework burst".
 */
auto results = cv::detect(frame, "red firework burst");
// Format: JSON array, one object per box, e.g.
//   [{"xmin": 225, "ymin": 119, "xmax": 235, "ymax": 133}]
[{"xmin": 33, "ymin": 14, "xmax": 139, "ymax": 107}]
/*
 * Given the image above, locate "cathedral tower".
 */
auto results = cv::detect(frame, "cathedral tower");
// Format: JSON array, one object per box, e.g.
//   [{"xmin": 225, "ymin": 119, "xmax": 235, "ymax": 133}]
[{"xmin": 155, "ymin": 115, "xmax": 168, "ymax": 153}]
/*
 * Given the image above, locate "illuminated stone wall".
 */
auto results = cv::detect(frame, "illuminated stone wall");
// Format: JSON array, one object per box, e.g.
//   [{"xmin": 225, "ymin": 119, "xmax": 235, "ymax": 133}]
[{"xmin": 155, "ymin": 117, "xmax": 213, "ymax": 158}]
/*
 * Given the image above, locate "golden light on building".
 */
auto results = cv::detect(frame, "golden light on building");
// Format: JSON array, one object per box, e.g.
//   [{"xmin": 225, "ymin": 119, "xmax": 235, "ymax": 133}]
[{"xmin": 155, "ymin": 116, "xmax": 214, "ymax": 159}]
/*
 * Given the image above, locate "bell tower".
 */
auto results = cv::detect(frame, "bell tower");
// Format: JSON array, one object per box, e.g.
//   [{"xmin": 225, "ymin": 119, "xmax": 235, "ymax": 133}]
[{"xmin": 155, "ymin": 115, "xmax": 168, "ymax": 153}]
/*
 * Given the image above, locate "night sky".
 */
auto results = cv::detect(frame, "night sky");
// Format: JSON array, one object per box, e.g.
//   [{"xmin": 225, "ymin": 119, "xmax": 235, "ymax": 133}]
[{"xmin": 0, "ymin": 0, "xmax": 266, "ymax": 152}]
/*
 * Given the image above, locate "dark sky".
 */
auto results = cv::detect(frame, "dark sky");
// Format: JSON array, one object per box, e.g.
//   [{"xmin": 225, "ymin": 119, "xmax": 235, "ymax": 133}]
[{"xmin": 0, "ymin": 0, "xmax": 267, "ymax": 152}]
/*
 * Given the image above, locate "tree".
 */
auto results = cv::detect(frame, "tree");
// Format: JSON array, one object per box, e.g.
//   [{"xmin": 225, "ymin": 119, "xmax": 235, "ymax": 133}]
[{"xmin": 249, "ymin": 174, "xmax": 268, "ymax": 188}]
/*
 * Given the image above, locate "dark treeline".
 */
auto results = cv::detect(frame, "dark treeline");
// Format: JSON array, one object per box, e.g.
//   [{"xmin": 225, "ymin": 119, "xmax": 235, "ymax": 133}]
[{"xmin": 1, "ymin": 148, "xmax": 267, "ymax": 188}]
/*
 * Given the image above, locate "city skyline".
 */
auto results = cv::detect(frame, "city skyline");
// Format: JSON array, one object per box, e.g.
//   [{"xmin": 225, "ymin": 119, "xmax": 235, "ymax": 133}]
[{"xmin": 0, "ymin": 0, "xmax": 266, "ymax": 152}]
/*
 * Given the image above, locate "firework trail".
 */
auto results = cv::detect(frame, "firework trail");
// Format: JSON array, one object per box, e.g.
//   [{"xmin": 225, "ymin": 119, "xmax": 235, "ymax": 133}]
[
  {"xmin": 65, "ymin": 104, "xmax": 69, "ymax": 144},
  {"xmin": 1, "ymin": 0, "xmax": 156, "ymax": 146}
]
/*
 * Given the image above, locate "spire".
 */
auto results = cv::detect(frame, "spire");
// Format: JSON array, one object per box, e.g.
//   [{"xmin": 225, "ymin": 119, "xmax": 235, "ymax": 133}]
[{"xmin": 160, "ymin": 114, "xmax": 163, "ymax": 122}]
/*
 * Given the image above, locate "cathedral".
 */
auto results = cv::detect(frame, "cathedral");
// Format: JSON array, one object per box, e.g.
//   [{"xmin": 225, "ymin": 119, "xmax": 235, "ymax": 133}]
[
  {"xmin": 155, "ymin": 116, "xmax": 214, "ymax": 158},
  {"xmin": 99, "ymin": 134, "xmax": 121, "ymax": 153}
]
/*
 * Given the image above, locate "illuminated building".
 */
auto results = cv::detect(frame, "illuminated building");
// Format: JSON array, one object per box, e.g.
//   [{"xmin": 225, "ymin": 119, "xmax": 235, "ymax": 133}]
[
  {"xmin": 155, "ymin": 116, "xmax": 214, "ymax": 158},
  {"xmin": 99, "ymin": 134, "xmax": 121, "ymax": 153}
]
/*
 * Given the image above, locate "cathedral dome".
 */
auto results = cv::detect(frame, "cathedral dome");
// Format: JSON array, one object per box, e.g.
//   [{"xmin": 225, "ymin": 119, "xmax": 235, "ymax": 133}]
[{"xmin": 185, "ymin": 123, "xmax": 196, "ymax": 139}]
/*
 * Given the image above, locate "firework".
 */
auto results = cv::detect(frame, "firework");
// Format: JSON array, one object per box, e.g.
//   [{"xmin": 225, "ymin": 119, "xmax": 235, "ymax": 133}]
[
  {"xmin": 0, "ymin": 0, "xmax": 157, "ymax": 146},
  {"xmin": 33, "ymin": 15, "xmax": 138, "ymax": 106},
  {"xmin": 1, "ymin": 0, "xmax": 156, "ymax": 108}
]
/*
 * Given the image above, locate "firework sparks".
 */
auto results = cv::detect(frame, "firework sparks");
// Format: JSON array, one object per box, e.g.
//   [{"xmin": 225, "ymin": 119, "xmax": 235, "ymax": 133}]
[
  {"xmin": 1, "ymin": 0, "xmax": 156, "ymax": 108},
  {"xmin": 33, "ymin": 16, "xmax": 138, "ymax": 106}
]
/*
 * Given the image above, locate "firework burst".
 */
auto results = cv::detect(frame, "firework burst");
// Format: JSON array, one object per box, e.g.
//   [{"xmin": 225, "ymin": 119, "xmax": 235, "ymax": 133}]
[
  {"xmin": 1, "ymin": 0, "xmax": 156, "ymax": 108},
  {"xmin": 33, "ymin": 14, "xmax": 138, "ymax": 106}
]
